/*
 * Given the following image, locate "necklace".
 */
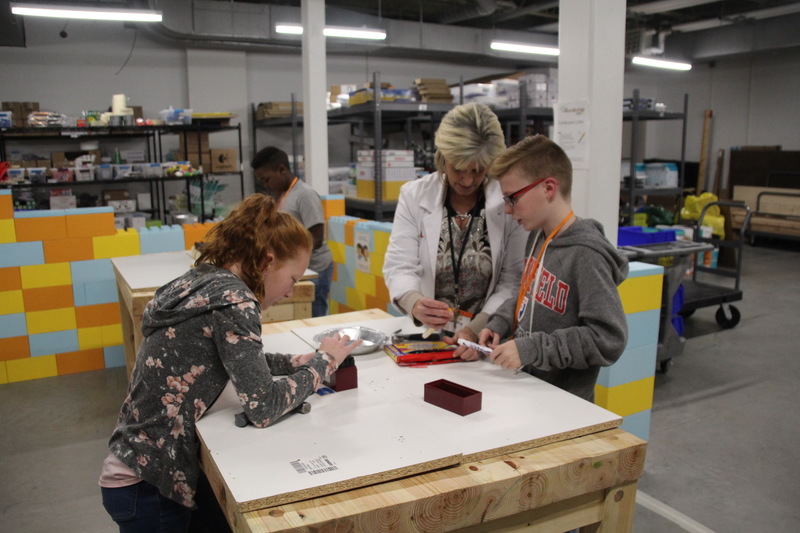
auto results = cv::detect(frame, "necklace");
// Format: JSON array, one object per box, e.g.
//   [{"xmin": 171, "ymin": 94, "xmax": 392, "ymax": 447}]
[{"xmin": 454, "ymin": 211, "xmax": 471, "ymax": 221}]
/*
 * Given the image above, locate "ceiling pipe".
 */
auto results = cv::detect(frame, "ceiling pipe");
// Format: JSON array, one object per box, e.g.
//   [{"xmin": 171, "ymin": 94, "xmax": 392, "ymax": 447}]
[{"xmin": 437, "ymin": 0, "xmax": 498, "ymax": 24}]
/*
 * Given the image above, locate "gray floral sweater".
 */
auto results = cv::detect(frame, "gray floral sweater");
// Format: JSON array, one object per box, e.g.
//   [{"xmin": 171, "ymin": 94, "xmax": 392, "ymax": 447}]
[{"xmin": 107, "ymin": 264, "xmax": 337, "ymax": 508}]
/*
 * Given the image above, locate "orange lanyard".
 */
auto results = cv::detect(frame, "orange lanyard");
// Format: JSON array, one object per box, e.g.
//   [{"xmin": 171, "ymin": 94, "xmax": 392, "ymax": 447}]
[
  {"xmin": 278, "ymin": 177, "xmax": 299, "ymax": 210},
  {"xmin": 513, "ymin": 210, "xmax": 574, "ymax": 330}
]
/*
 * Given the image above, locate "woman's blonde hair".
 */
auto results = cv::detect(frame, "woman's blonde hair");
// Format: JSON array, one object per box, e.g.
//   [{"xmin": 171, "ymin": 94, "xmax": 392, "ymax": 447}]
[
  {"xmin": 434, "ymin": 103, "xmax": 505, "ymax": 175},
  {"xmin": 196, "ymin": 194, "xmax": 312, "ymax": 299}
]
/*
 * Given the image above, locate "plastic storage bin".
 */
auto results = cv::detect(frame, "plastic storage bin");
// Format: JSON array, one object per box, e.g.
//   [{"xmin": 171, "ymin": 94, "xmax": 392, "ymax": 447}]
[{"xmin": 618, "ymin": 226, "xmax": 678, "ymax": 246}]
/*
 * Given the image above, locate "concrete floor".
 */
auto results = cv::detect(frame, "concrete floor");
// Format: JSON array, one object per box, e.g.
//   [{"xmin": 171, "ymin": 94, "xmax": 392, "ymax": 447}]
[{"xmin": 1, "ymin": 241, "xmax": 798, "ymax": 532}]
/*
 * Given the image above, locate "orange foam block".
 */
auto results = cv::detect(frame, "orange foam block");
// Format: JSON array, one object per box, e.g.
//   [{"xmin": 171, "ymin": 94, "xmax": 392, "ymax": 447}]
[
  {"xmin": 0, "ymin": 267, "xmax": 22, "ymax": 291},
  {"xmin": 66, "ymin": 211, "xmax": 117, "ymax": 238},
  {"xmin": 0, "ymin": 336, "xmax": 30, "ymax": 361},
  {"xmin": 76, "ymin": 302, "xmax": 121, "ymax": 328},
  {"xmin": 0, "ymin": 191, "xmax": 12, "ymax": 219},
  {"xmin": 14, "ymin": 215, "xmax": 68, "ymax": 242},
  {"xmin": 22, "ymin": 285, "xmax": 75, "ymax": 312},
  {"xmin": 56, "ymin": 348, "xmax": 106, "ymax": 375},
  {"xmin": 43, "ymin": 237, "xmax": 94, "ymax": 263},
  {"xmin": 321, "ymin": 196, "xmax": 346, "ymax": 219},
  {"xmin": 182, "ymin": 222, "xmax": 215, "ymax": 250}
]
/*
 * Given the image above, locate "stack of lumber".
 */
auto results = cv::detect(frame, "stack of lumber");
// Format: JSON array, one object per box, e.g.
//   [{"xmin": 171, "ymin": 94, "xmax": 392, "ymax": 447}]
[{"xmin": 413, "ymin": 78, "xmax": 453, "ymax": 103}]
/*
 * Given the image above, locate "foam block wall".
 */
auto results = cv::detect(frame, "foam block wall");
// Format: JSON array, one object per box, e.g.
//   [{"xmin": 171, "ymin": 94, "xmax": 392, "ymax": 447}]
[{"xmin": 0, "ymin": 190, "xmax": 215, "ymax": 385}]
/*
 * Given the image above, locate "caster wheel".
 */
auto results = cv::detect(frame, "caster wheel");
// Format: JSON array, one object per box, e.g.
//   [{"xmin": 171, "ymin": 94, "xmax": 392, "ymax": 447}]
[
  {"xmin": 716, "ymin": 305, "xmax": 741, "ymax": 329},
  {"xmin": 659, "ymin": 359, "xmax": 672, "ymax": 373}
]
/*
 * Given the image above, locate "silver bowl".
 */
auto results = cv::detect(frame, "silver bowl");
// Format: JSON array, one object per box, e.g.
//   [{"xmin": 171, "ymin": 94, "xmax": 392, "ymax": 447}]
[{"xmin": 312, "ymin": 326, "xmax": 388, "ymax": 355}]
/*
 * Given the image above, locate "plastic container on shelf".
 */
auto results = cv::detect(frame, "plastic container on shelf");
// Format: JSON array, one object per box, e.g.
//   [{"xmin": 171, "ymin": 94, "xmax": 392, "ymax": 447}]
[
  {"xmin": 27, "ymin": 167, "xmax": 47, "ymax": 183},
  {"xmin": 6, "ymin": 167, "xmax": 26, "ymax": 183},
  {"xmin": 618, "ymin": 226, "xmax": 678, "ymax": 246},
  {"xmin": 96, "ymin": 164, "xmax": 113, "ymax": 181}
]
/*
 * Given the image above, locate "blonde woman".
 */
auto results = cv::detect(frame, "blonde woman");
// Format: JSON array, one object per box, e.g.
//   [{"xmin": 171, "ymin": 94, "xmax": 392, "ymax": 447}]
[{"xmin": 383, "ymin": 103, "xmax": 528, "ymax": 359}]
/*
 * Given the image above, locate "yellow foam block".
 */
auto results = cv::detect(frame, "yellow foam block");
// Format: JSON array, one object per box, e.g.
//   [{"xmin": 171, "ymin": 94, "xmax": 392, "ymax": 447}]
[
  {"xmin": 373, "ymin": 230, "xmax": 390, "ymax": 255},
  {"xmin": 20, "ymin": 262, "xmax": 72, "ymax": 289},
  {"xmin": 93, "ymin": 228, "xmax": 141, "ymax": 259},
  {"xmin": 26, "ymin": 307, "xmax": 77, "ymax": 335},
  {"xmin": 102, "ymin": 323, "xmax": 123, "ymax": 346},
  {"xmin": 594, "ymin": 376, "xmax": 654, "ymax": 417},
  {"xmin": 0, "ymin": 362, "xmax": 7, "ymax": 384},
  {"xmin": 329, "ymin": 241, "xmax": 346, "ymax": 265},
  {"xmin": 78, "ymin": 326, "xmax": 104, "ymax": 350},
  {"xmin": 6, "ymin": 354, "xmax": 58, "ymax": 383},
  {"xmin": 356, "ymin": 181, "xmax": 405, "ymax": 201},
  {"xmin": 618, "ymin": 274, "xmax": 663, "ymax": 314},
  {"xmin": 0, "ymin": 289, "xmax": 24, "ymax": 315},
  {"xmin": 345, "ymin": 286, "xmax": 367, "ymax": 311},
  {"xmin": 354, "ymin": 270, "xmax": 377, "ymax": 297},
  {"xmin": 0, "ymin": 219, "xmax": 17, "ymax": 243}
]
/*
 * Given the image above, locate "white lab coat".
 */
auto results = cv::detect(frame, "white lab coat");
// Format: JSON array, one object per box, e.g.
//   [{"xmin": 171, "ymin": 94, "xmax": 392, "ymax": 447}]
[{"xmin": 383, "ymin": 172, "xmax": 528, "ymax": 318}]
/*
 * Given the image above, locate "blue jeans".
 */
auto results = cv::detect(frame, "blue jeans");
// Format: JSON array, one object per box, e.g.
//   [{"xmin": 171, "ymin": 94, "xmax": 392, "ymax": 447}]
[
  {"xmin": 311, "ymin": 262, "xmax": 334, "ymax": 317},
  {"xmin": 102, "ymin": 481, "xmax": 191, "ymax": 533},
  {"xmin": 101, "ymin": 472, "xmax": 231, "ymax": 533}
]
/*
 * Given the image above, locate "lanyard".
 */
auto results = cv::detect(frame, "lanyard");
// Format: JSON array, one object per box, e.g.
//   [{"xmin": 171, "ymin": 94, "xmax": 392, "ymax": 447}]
[
  {"xmin": 278, "ymin": 177, "xmax": 299, "ymax": 210},
  {"xmin": 446, "ymin": 197, "xmax": 481, "ymax": 311},
  {"xmin": 513, "ymin": 210, "xmax": 574, "ymax": 330}
]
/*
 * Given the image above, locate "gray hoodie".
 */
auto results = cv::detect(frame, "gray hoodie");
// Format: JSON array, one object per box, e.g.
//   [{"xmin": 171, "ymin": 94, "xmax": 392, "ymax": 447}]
[
  {"xmin": 107, "ymin": 264, "xmax": 337, "ymax": 508},
  {"xmin": 486, "ymin": 218, "xmax": 629, "ymax": 402}
]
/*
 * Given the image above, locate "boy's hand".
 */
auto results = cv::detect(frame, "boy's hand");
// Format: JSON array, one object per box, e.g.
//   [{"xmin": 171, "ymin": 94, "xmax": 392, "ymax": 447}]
[
  {"xmin": 443, "ymin": 328, "xmax": 479, "ymax": 361},
  {"xmin": 478, "ymin": 328, "xmax": 500, "ymax": 348},
  {"xmin": 488, "ymin": 340, "xmax": 522, "ymax": 371}
]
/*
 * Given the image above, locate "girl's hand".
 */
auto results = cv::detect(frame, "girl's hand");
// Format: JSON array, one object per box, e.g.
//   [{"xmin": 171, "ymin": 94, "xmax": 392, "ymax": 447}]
[{"xmin": 318, "ymin": 333, "xmax": 363, "ymax": 365}]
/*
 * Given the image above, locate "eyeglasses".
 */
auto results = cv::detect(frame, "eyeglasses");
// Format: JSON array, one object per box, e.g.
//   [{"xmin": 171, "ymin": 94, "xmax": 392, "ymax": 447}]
[{"xmin": 502, "ymin": 178, "xmax": 547, "ymax": 207}]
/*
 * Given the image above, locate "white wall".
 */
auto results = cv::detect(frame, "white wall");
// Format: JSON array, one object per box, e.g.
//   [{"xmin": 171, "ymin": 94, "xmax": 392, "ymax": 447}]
[{"xmin": 3, "ymin": 17, "xmax": 799, "ymax": 199}]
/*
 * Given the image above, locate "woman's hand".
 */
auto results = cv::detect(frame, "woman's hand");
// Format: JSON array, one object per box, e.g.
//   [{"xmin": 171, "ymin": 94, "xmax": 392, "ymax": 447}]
[
  {"xmin": 412, "ymin": 298, "xmax": 453, "ymax": 330},
  {"xmin": 443, "ymin": 328, "xmax": 481, "ymax": 361},
  {"xmin": 318, "ymin": 333, "xmax": 363, "ymax": 366}
]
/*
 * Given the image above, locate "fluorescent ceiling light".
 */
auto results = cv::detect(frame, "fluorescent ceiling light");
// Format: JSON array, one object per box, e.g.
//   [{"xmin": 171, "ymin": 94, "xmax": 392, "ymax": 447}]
[
  {"xmin": 490, "ymin": 41, "xmax": 559, "ymax": 56},
  {"xmin": 10, "ymin": 3, "xmax": 162, "ymax": 22},
  {"xmin": 275, "ymin": 24, "xmax": 386, "ymax": 40},
  {"xmin": 632, "ymin": 56, "xmax": 692, "ymax": 70}
]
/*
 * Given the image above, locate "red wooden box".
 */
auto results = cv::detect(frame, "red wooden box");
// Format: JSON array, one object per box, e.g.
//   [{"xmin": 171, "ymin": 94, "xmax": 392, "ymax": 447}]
[{"xmin": 424, "ymin": 379, "xmax": 482, "ymax": 416}]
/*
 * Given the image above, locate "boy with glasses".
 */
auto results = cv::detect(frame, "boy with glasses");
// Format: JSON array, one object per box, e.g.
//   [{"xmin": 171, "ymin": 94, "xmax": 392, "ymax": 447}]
[{"xmin": 478, "ymin": 135, "xmax": 629, "ymax": 402}]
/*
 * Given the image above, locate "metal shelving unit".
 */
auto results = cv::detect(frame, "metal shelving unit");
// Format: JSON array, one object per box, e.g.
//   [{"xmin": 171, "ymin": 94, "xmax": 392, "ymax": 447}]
[{"xmin": 622, "ymin": 89, "xmax": 689, "ymax": 224}]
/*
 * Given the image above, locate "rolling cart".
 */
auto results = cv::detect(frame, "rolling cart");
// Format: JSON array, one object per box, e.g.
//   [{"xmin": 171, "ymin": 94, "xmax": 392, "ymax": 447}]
[
  {"xmin": 680, "ymin": 201, "xmax": 752, "ymax": 329},
  {"xmin": 620, "ymin": 239, "xmax": 713, "ymax": 373}
]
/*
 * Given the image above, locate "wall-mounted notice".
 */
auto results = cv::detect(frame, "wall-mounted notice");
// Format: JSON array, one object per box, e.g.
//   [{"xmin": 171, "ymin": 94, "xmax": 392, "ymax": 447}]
[{"xmin": 555, "ymin": 100, "xmax": 590, "ymax": 170}]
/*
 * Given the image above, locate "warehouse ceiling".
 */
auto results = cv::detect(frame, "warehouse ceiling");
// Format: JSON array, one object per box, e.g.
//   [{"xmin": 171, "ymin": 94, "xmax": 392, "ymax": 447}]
[{"xmin": 7, "ymin": 0, "xmax": 800, "ymax": 65}]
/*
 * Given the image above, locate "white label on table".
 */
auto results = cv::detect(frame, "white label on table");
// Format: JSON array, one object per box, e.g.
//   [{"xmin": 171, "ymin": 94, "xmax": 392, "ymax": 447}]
[{"xmin": 290, "ymin": 455, "xmax": 339, "ymax": 476}]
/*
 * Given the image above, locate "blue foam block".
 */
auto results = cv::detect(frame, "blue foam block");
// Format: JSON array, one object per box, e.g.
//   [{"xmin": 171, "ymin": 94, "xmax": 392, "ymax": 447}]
[
  {"xmin": 0, "ymin": 190, "xmax": 10, "ymax": 196},
  {"xmin": 103, "ymin": 345, "xmax": 126, "ymax": 368},
  {"xmin": 627, "ymin": 261, "xmax": 664, "ymax": 278},
  {"xmin": 83, "ymin": 280, "xmax": 120, "ymax": 306},
  {"xmin": 63, "ymin": 207, "xmax": 114, "ymax": 215},
  {"xmin": 625, "ymin": 309, "xmax": 660, "ymax": 348},
  {"xmin": 0, "ymin": 242, "xmax": 45, "ymax": 268},
  {"xmin": 597, "ymin": 343, "xmax": 657, "ymax": 388},
  {"xmin": 336, "ymin": 260, "xmax": 356, "ymax": 288},
  {"xmin": 620, "ymin": 409, "xmax": 651, "ymax": 441},
  {"xmin": 139, "ymin": 225, "xmax": 185, "ymax": 254},
  {"xmin": 29, "ymin": 330, "xmax": 79, "ymax": 357},
  {"xmin": 327, "ymin": 219, "xmax": 346, "ymax": 244},
  {"xmin": 70, "ymin": 258, "xmax": 114, "ymax": 284},
  {"xmin": 320, "ymin": 194, "xmax": 345, "ymax": 201},
  {"xmin": 13, "ymin": 209, "xmax": 66, "ymax": 219},
  {"xmin": 329, "ymin": 280, "xmax": 347, "ymax": 306},
  {"xmin": 0, "ymin": 313, "xmax": 28, "ymax": 339}
]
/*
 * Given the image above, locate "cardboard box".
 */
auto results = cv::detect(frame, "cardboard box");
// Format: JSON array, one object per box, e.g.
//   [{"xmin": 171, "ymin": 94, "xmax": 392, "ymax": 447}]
[
  {"xmin": 210, "ymin": 148, "xmax": 238, "ymax": 173},
  {"xmin": 186, "ymin": 151, "xmax": 211, "ymax": 170},
  {"xmin": 103, "ymin": 189, "xmax": 130, "ymax": 203},
  {"xmin": 52, "ymin": 150, "xmax": 101, "ymax": 166},
  {"xmin": 49, "ymin": 195, "xmax": 77, "ymax": 209},
  {"xmin": 255, "ymin": 101, "xmax": 303, "ymax": 120},
  {"xmin": 179, "ymin": 131, "xmax": 210, "ymax": 153}
]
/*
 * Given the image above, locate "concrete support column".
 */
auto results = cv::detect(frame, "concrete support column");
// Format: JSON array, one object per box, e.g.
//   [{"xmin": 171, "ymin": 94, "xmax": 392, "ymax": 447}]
[
  {"xmin": 557, "ymin": 0, "xmax": 626, "ymax": 243},
  {"xmin": 302, "ymin": 0, "xmax": 329, "ymax": 195}
]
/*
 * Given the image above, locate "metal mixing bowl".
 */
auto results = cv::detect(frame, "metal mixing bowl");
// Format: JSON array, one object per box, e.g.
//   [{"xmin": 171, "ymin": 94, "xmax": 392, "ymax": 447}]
[{"xmin": 312, "ymin": 326, "xmax": 388, "ymax": 355}]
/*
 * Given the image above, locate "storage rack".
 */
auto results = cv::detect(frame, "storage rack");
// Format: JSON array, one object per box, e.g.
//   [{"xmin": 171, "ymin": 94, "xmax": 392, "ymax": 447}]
[
  {"xmin": 622, "ymin": 89, "xmax": 689, "ymax": 225},
  {"xmin": 0, "ymin": 123, "xmax": 244, "ymax": 222}
]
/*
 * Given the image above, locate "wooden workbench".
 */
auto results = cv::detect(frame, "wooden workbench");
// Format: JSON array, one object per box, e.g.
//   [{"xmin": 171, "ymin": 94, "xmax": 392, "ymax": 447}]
[
  {"xmin": 198, "ymin": 310, "xmax": 647, "ymax": 532},
  {"xmin": 112, "ymin": 251, "xmax": 316, "ymax": 378}
]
